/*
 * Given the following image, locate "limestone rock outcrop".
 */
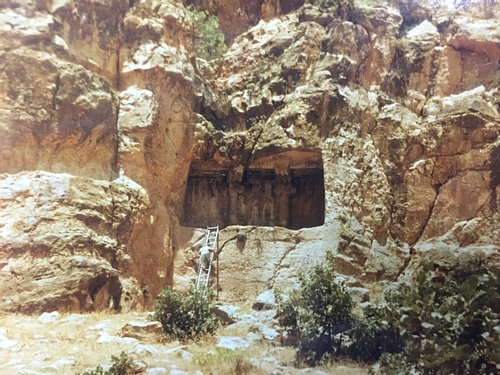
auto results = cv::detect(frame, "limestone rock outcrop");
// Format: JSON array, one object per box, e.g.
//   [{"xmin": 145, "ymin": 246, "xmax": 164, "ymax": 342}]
[
  {"xmin": 0, "ymin": 50, "xmax": 119, "ymax": 180},
  {"xmin": 1, "ymin": 0, "xmax": 500, "ymax": 310},
  {"xmin": 0, "ymin": 172, "xmax": 148, "ymax": 312},
  {"xmin": 174, "ymin": 1, "xmax": 500, "ymax": 301},
  {"xmin": 0, "ymin": 0, "xmax": 198, "ymax": 311}
]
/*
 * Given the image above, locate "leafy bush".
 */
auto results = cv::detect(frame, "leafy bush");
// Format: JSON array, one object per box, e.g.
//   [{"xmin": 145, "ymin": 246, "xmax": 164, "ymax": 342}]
[
  {"xmin": 77, "ymin": 352, "xmax": 134, "ymax": 375},
  {"xmin": 187, "ymin": 6, "xmax": 226, "ymax": 63},
  {"xmin": 378, "ymin": 259, "xmax": 500, "ymax": 375},
  {"xmin": 277, "ymin": 253, "xmax": 500, "ymax": 372},
  {"xmin": 346, "ymin": 304, "xmax": 403, "ymax": 363},
  {"xmin": 276, "ymin": 252, "xmax": 354, "ymax": 366},
  {"xmin": 192, "ymin": 348, "xmax": 255, "ymax": 375},
  {"xmin": 153, "ymin": 285, "xmax": 219, "ymax": 340}
]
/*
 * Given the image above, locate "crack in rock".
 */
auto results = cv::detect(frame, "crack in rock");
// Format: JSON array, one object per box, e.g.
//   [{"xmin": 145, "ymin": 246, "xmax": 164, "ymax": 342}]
[
  {"xmin": 411, "ymin": 183, "xmax": 439, "ymax": 247},
  {"xmin": 268, "ymin": 241, "xmax": 298, "ymax": 289}
]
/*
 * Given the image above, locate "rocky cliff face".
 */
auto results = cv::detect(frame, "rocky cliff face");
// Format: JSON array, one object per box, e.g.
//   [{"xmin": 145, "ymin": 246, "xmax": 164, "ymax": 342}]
[
  {"xmin": 0, "ymin": 0, "xmax": 198, "ymax": 311},
  {"xmin": 1, "ymin": 0, "xmax": 499, "ymax": 311}
]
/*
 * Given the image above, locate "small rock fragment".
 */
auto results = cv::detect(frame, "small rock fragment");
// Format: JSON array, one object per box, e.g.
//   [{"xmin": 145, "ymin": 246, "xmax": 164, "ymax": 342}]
[
  {"xmin": 38, "ymin": 312, "xmax": 60, "ymax": 324},
  {"xmin": 174, "ymin": 350, "xmax": 193, "ymax": 361},
  {"xmin": 96, "ymin": 331, "xmax": 138, "ymax": 344},
  {"xmin": 146, "ymin": 367, "xmax": 167, "ymax": 374},
  {"xmin": 252, "ymin": 290, "xmax": 276, "ymax": 311},
  {"xmin": 43, "ymin": 358, "xmax": 75, "ymax": 370},
  {"xmin": 121, "ymin": 321, "xmax": 163, "ymax": 341},
  {"xmin": 216, "ymin": 336, "xmax": 250, "ymax": 350},
  {"xmin": 170, "ymin": 369, "xmax": 188, "ymax": 375},
  {"xmin": 135, "ymin": 344, "xmax": 159, "ymax": 355}
]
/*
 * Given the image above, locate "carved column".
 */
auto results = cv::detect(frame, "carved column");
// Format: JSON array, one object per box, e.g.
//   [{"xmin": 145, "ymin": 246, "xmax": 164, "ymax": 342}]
[{"xmin": 273, "ymin": 174, "xmax": 296, "ymax": 228}]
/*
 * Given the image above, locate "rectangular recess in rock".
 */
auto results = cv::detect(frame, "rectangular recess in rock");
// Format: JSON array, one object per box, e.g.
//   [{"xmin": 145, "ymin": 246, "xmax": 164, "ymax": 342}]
[
  {"xmin": 182, "ymin": 169, "xmax": 229, "ymax": 228},
  {"xmin": 181, "ymin": 166, "xmax": 325, "ymax": 229},
  {"xmin": 289, "ymin": 168, "xmax": 325, "ymax": 229}
]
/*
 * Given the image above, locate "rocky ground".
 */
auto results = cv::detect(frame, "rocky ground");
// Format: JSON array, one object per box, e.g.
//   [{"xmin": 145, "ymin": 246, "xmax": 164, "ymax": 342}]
[
  {"xmin": 1, "ymin": 0, "xmax": 499, "ymax": 372},
  {"xmin": 0, "ymin": 305, "xmax": 367, "ymax": 375}
]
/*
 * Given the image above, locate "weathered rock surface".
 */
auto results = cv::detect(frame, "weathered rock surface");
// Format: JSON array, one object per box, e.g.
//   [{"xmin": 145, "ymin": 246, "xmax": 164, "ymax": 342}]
[
  {"xmin": 0, "ymin": 171, "xmax": 148, "ymax": 312},
  {"xmin": 1, "ymin": 0, "xmax": 500, "ymax": 311},
  {"xmin": 0, "ymin": 50, "xmax": 119, "ymax": 180},
  {"xmin": 0, "ymin": 0, "xmax": 198, "ymax": 311},
  {"xmin": 174, "ymin": 0, "xmax": 500, "ymax": 301},
  {"xmin": 253, "ymin": 290, "xmax": 277, "ymax": 311},
  {"xmin": 121, "ymin": 321, "xmax": 164, "ymax": 341}
]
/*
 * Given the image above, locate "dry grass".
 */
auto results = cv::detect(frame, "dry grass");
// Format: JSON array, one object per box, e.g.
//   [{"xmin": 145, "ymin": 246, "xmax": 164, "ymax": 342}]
[
  {"xmin": 0, "ymin": 311, "xmax": 177, "ymax": 374},
  {"xmin": 319, "ymin": 358, "xmax": 372, "ymax": 375},
  {"xmin": 0, "ymin": 311, "xmax": 369, "ymax": 374},
  {"xmin": 189, "ymin": 347, "xmax": 266, "ymax": 375}
]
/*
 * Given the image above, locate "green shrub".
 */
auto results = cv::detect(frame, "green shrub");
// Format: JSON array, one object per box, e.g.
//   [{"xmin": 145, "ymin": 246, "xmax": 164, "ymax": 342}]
[
  {"xmin": 192, "ymin": 348, "xmax": 255, "ymax": 375},
  {"xmin": 276, "ymin": 253, "xmax": 500, "ymax": 372},
  {"xmin": 276, "ymin": 252, "xmax": 354, "ymax": 366},
  {"xmin": 346, "ymin": 304, "xmax": 403, "ymax": 362},
  {"xmin": 77, "ymin": 352, "xmax": 134, "ymax": 375},
  {"xmin": 378, "ymin": 259, "xmax": 500, "ymax": 375},
  {"xmin": 153, "ymin": 285, "xmax": 219, "ymax": 340},
  {"xmin": 187, "ymin": 6, "xmax": 226, "ymax": 63}
]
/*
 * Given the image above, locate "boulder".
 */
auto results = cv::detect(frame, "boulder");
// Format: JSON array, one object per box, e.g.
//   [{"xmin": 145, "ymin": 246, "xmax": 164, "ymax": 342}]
[
  {"xmin": 211, "ymin": 305, "xmax": 240, "ymax": 325},
  {"xmin": 0, "ymin": 172, "xmax": 148, "ymax": 313},
  {"xmin": 216, "ymin": 336, "xmax": 250, "ymax": 351},
  {"xmin": 121, "ymin": 321, "xmax": 163, "ymax": 341},
  {"xmin": 252, "ymin": 290, "xmax": 277, "ymax": 311},
  {"xmin": 38, "ymin": 311, "xmax": 60, "ymax": 324}
]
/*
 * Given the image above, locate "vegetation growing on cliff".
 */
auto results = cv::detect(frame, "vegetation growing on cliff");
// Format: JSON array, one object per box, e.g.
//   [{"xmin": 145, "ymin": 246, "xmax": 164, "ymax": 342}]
[
  {"xmin": 276, "ymin": 252, "xmax": 401, "ymax": 366},
  {"xmin": 187, "ymin": 6, "xmax": 226, "ymax": 63},
  {"xmin": 276, "ymin": 252, "xmax": 354, "ymax": 365},
  {"xmin": 277, "ymin": 255, "xmax": 500, "ymax": 373},
  {"xmin": 312, "ymin": 0, "xmax": 354, "ymax": 17},
  {"xmin": 378, "ymin": 259, "xmax": 500, "ymax": 375}
]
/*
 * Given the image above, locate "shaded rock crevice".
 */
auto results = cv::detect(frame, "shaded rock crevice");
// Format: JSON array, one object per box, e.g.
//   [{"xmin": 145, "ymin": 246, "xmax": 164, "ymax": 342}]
[{"xmin": 412, "ymin": 182, "xmax": 439, "ymax": 247}]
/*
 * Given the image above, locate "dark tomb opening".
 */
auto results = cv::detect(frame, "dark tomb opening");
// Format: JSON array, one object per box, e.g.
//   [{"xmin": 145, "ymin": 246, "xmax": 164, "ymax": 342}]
[
  {"xmin": 289, "ymin": 169, "xmax": 325, "ymax": 230},
  {"xmin": 181, "ymin": 159, "xmax": 325, "ymax": 229},
  {"xmin": 182, "ymin": 169, "xmax": 229, "ymax": 228}
]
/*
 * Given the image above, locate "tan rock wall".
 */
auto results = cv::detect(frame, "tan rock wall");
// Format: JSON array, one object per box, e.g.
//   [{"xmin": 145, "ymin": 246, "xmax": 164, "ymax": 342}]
[
  {"xmin": 0, "ymin": 0, "xmax": 197, "ymax": 311},
  {"xmin": 0, "ymin": 50, "xmax": 119, "ymax": 180},
  {"xmin": 174, "ymin": 1, "xmax": 500, "ymax": 302},
  {"xmin": 0, "ymin": 172, "xmax": 148, "ymax": 312},
  {"xmin": 1, "ymin": 0, "xmax": 500, "ymax": 310}
]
